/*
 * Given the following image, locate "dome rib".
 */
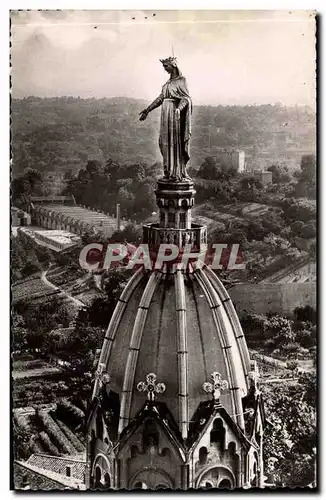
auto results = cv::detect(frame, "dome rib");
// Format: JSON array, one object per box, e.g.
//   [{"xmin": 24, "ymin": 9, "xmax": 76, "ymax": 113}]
[
  {"xmin": 193, "ymin": 269, "xmax": 245, "ymax": 430},
  {"xmin": 92, "ymin": 268, "xmax": 144, "ymax": 399},
  {"xmin": 203, "ymin": 266, "xmax": 251, "ymax": 379},
  {"xmin": 175, "ymin": 270, "xmax": 189, "ymax": 439},
  {"xmin": 193, "ymin": 270, "xmax": 236, "ymax": 419},
  {"xmin": 118, "ymin": 271, "xmax": 163, "ymax": 434}
]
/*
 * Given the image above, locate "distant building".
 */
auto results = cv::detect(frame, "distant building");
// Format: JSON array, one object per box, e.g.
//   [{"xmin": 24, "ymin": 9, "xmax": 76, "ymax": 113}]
[
  {"xmin": 19, "ymin": 227, "xmax": 81, "ymax": 252},
  {"xmin": 252, "ymin": 170, "xmax": 273, "ymax": 186},
  {"xmin": 11, "ymin": 207, "xmax": 31, "ymax": 227},
  {"xmin": 216, "ymin": 149, "xmax": 245, "ymax": 172}
]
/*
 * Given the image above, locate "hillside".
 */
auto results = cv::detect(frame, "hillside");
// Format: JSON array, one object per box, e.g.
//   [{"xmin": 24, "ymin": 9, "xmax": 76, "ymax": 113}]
[{"xmin": 11, "ymin": 97, "xmax": 315, "ymax": 179}]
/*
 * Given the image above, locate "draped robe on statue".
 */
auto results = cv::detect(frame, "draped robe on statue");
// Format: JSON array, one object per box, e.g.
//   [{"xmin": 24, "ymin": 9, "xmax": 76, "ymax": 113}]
[{"xmin": 150, "ymin": 76, "xmax": 192, "ymax": 180}]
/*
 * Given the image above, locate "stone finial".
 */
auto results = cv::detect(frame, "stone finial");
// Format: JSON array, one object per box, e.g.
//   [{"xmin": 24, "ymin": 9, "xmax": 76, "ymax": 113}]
[
  {"xmin": 94, "ymin": 362, "xmax": 111, "ymax": 388},
  {"xmin": 248, "ymin": 360, "xmax": 260, "ymax": 391},
  {"xmin": 137, "ymin": 372, "xmax": 166, "ymax": 402},
  {"xmin": 203, "ymin": 372, "xmax": 228, "ymax": 402}
]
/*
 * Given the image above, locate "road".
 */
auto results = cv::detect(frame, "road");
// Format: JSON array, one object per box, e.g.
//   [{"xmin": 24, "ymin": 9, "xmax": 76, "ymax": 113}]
[
  {"xmin": 12, "ymin": 367, "xmax": 61, "ymax": 379},
  {"xmin": 260, "ymin": 377, "xmax": 299, "ymax": 384},
  {"xmin": 41, "ymin": 267, "xmax": 85, "ymax": 308}
]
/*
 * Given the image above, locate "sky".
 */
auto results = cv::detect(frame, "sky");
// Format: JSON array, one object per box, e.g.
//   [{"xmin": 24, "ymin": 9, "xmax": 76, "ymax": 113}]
[{"xmin": 10, "ymin": 9, "xmax": 316, "ymax": 106}]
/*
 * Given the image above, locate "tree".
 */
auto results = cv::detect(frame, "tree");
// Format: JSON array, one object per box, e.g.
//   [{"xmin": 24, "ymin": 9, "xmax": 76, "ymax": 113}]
[
  {"xmin": 12, "ymin": 326, "xmax": 28, "ymax": 351},
  {"xmin": 300, "ymin": 221, "xmax": 316, "ymax": 239},
  {"xmin": 286, "ymin": 360, "xmax": 298, "ymax": 374},
  {"xmin": 13, "ymin": 421, "xmax": 31, "ymax": 460},
  {"xmin": 236, "ymin": 176, "xmax": 264, "ymax": 203},
  {"xmin": 87, "ymin": 298, "xmax": 117, "ymax": 328},
  {"xmin": 23, "ymin": 297, "xmax": 70, "ymax": 339},
  {"xmin": 198, "ymin": 157, "xmax": 220, "ymax": 180},
  {"xmin": 21, "ymin": 259, "xmax": 41, "ymax": 278},
  {"xmin": 57, "ymin": 325, "xmax": 105, "ymax": 373},
  {"xmin": 11, "ymin": 168, "xmax": 44, "ymax": 203},
  {"xmin": 300, "ymin": 155, "xmax": 316, "ymax": 183},
  {"xmin": 111, "ymin": 224, "xmax": 142, "ymax": 244},
  {"xmin": 267, "ymin": 164, "xmax": 291, "ymax": 184},
  {"xmin": 263, "ymin": 376, "xmax": 316, "ymax": 487},
  {"xmin": 247, "ymin": 221, "xmax": 267, "ymax": 241},
  {"xmin": 293, "ymin": 155, "xmax": 316, "ymax": 200},
  {"xmin": 293, "ymin": 306, "xmax": 316, "ymax": 324}
]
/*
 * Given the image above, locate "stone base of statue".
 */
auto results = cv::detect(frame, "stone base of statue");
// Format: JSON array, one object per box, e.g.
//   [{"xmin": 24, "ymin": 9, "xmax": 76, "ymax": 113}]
[
  {"xmin": 142, "ymin": 176, "xmax": 207, "ymax": 250},
  {"xmin": 155, "ymin": 177, "xmax": 195, "ymax": 227}
]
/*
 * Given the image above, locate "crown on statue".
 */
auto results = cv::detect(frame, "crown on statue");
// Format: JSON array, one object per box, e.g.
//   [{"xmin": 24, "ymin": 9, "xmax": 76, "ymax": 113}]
[{"xmin": 159, "ymin": 56, "xmax": 178, "ymax": 65}]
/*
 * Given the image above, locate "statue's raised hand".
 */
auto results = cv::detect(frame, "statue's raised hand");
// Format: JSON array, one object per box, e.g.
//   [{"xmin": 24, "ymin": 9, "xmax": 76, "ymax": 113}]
[{"xmin": 139, "ymin": 109, "xmax": 148, "ymax": 121}]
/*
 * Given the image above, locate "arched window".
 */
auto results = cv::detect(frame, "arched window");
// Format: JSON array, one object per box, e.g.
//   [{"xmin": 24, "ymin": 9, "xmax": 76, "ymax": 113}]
[
  {"xmin": 142, "ymin": 419, "xmax": 159, "ymax": 453},
  {"xmin": 210, "ymin": 418, "xmax": 225, "ymax": 450},
  {"xmin": 161, "ymin": 448, "xmax": 171, "ymax": 459},
  {"xmin": 66, "ymin": 466, "xmax": 71, "ymax": 477},
  {"xmin": 130, "ymin": 445, "xmax": 139, "ymax": 458},
  {"xmin": 104, "ymin": 473, "xmax": 111, "ymax": 488},
  {"xmin": 228, "ymin": 442, "xmax": 237, "ymax": 455},
  {"xmin": 94, "ymin": 466, "xmax": 102, "ymax": 488},
  {"xmin": 134, "ymin": 481, "xmax": 148, "ymax": 490},
  {"xmin": 218, "ymin": 479, "xmax": 233, "ymax": 489},
  {"xmin": 203, "ymin": 482, "xmax": 213, "ymax": 489},
  {"xmin": 199, "ymin": 446, "xmax": 208, "ymax": 465},
  {"xmin": 155, "ymin": 484, "xmax": 169, "ymax": 490}
]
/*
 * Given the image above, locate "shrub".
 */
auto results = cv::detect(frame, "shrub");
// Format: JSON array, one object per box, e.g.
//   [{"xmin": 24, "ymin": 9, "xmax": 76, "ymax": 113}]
[
  {"xmin": 295, "ymin": 329, "xmax": 316, "ymax": 349},
  {"xmin": 13, "ymin": 420, "xmax": 32, "ymax": 460},
  {"xmin": 56, "ymin": 398, "xmax": 85, "ymax": 428},
  {"xmin": 286, "ymin": 360, "xmax": 298, "ymax": 372},
  {"xmin": 281, "ymin": 342, "xmax": 301, "ymax": 356},
  {"xmin": 38, "ymin": 431, "xmax": 60, "ymax": 456},
  {"xmin": 264, "ymin": 338, "xmax": 276, "ymax": 351},
  {"xmin": 29, "ymin": 435, "xmax": 43, "ymax": 454},
  {"xmin": 37, "ymin": 410, "xmax": 76, "ymax": 455},
  {"xmin": 53, "ymin": 417, "xmax": 85, "ymax": 453}
]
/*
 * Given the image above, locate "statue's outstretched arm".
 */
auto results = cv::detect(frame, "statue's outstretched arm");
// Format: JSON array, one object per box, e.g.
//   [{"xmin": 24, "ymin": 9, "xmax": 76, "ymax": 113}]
[
  {"xmin": 139, "ymin": 93, "xmax": 164, "ymax": 121},
  {"xmin": 146, "ymin": 93, "xmax": 164, "ymax": 113}
]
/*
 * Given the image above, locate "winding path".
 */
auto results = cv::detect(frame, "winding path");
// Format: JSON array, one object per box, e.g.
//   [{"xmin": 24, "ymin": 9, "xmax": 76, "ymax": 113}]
[{"xmin": 41, "ymin": 267, "xmax": 86, "ymax": 308}]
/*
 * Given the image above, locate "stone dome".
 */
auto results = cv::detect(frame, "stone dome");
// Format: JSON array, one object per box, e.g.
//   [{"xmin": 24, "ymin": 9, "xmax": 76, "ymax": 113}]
[{"xmin": 92, "ymin": 262, "xmax": 251, "ymax": 439}]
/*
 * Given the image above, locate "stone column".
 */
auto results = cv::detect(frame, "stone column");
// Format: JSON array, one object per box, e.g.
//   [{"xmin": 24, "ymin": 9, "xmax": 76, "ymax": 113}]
[{"xmin": 181, "ymin": 463, "xmax": 190, "ymax": 490}]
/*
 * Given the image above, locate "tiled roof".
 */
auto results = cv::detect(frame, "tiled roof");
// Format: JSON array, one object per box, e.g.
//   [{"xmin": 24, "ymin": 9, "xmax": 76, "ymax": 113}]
[{"xmin": 15, "ymin": 460, "xmax": 86, "ymax": 490}]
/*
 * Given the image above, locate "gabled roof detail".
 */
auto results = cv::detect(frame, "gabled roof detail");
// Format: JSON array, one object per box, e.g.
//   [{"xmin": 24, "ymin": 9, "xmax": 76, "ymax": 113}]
[{"xmin": 117, "ymin": 400, "xmax": 186, "ymax": 462}]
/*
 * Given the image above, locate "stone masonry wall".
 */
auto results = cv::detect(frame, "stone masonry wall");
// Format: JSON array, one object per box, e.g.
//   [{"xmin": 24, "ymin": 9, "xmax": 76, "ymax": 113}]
[{"xmin": 229, "ymin": 283, "xmax": 316, "ymax": 318}]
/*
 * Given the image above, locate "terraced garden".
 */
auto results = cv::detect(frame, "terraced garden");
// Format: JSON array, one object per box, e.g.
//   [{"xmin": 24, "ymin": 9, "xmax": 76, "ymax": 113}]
[
  {"xmin": 47, "ymin": 266, "xmax": 86, "ymax": 289},
  {"xmin": 13, "ymin": 398, "xmax": 87, "ymax": 460},
  {"xmin": 12, "ymin": 276, "xmax": 57, "ymax": 303}
]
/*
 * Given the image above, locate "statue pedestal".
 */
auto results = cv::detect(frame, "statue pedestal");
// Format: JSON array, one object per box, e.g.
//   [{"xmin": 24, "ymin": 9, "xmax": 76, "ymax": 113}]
[{"xmin": 142, "ymin": 176, "xmax": 207, "ymax": 251}]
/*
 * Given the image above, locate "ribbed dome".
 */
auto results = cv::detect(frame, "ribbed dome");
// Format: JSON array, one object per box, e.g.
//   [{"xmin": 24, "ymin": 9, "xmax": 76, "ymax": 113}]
[{"xmin": 93, "ymin": 263, "xmax": 251, "ymax": 439}]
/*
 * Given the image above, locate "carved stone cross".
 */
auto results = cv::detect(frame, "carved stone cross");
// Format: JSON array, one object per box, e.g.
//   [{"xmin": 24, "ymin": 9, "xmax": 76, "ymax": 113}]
[
  {"xmin": 94, "ymin": 362, "xmax": 111, "ymax": 388},
  {"xmin": 248, "ymin": 360, "xmax": 259, "ymax": 390},
  {"xmin": 203, "ymin": 372, "xmax": 228, "ymax": 402},
  {"xmin": 137, "ymin": 373, "xmax": 166, "ymax": 402}
]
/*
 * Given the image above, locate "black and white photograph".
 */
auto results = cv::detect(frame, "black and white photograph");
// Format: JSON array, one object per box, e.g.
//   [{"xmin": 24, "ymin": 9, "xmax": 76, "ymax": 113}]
[{"xmin": 10, "ymin": 9, "xmax": 317, "ymax": 491}]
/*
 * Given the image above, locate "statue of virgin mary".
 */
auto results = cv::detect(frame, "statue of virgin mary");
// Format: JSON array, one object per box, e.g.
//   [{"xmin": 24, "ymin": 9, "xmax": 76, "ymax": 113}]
[{"xmin": 139, "ymin": 57, "xmax": 192, "ymax": 181}]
